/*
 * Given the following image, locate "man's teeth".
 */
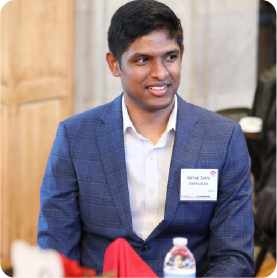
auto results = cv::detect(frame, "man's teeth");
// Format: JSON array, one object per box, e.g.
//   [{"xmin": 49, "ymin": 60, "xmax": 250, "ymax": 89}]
[{"xmin": 148, "ymin": 86, "xmax": 167, "ymax": 90}]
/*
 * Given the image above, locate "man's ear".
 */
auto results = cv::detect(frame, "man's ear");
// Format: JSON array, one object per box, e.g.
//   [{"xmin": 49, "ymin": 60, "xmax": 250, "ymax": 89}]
[
  {"xmin": 180, "ymin": 45, "xmax": 185, "ymax": 68},
  {"xmin": 181, "ymin": 45, "xmax": 185, "ymax": 59},
  {"xmin": 106, "ymin": 51, "xmax": 121, "ymax": 77}
]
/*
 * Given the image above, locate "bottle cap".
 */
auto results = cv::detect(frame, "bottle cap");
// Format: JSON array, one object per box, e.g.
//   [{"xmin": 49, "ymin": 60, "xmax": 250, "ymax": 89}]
[{"xmin": 173, "ymin": 237, "xmax": 187, "ymax": 247}]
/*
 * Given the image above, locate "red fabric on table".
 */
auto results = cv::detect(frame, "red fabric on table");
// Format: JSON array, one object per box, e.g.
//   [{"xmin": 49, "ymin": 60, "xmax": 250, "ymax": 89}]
[
  {"xmin": 103, "ymin": 238, "xmax": 158, "ymax": 277},
  {"xmin": 60, "ymin": 254, "xmax": 96, "ymax": 277}
]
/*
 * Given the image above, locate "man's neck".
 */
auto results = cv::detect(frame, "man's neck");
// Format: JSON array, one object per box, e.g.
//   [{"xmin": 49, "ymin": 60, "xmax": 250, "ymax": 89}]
[{"xmin": 124, "ymin": 99, "xmax": 175, "ymax": 145}]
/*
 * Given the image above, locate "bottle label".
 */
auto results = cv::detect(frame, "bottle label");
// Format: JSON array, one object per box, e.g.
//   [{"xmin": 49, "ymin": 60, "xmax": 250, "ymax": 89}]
[
  {"xmin": 163, "ymin": 247, "xmax": 196, "ymax": 277},
  {"xmin": 164, "ymin": 269, "xmax": 196, "ymax": 278}
]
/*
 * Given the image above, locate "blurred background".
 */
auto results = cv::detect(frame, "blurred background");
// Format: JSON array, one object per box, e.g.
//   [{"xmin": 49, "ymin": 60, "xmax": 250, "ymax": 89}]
[{"xmin": 1, "ymin": 0, "xmax": 276, "ymax": 276}]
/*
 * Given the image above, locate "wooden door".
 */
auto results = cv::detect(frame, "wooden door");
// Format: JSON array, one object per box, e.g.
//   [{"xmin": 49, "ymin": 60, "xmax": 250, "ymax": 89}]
[{"xmin": 1, "ymin": 0, "xmax": 73, "ymax": 269}]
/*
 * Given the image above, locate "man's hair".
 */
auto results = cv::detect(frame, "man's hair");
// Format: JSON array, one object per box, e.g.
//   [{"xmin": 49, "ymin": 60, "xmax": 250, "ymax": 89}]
[{"xmin": 108, "ymin": 0, "xmax": 184, "ymax": 66}]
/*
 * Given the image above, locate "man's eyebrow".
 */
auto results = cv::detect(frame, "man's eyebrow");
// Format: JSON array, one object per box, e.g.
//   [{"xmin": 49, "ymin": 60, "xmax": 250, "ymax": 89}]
[
  {"xmin": 164, "ymin": 49, "xmax": 180, "ymax": 55},
  {"xmin": 131, "ymin": 53, "xmax": 151, "ymax": 59},
  {"xmin": 130, "ymin": 49, "xmax": 180, "ymax": 59}
]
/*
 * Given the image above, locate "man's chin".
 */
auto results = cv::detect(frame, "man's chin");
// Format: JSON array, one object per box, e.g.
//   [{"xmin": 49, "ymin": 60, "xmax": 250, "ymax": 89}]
[{"xmin": 143, "ymin": 97, "xmax": 175, "ymax": 113}]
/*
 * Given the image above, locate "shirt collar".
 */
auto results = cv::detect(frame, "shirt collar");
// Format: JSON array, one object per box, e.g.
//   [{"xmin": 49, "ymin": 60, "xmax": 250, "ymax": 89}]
[{"xmin": 122, "ymin": 94, "xmax": 178, "ymax": 134}]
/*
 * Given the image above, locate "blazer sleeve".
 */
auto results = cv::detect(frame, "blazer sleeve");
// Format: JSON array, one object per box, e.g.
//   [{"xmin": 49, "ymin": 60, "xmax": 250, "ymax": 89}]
[
  {"xmin": 204, "ymin": 123, "xmax": 255, "ymax": 277},
  {"xmin": 37, "ymin": 121, "xmax": 81, "ymax": 263}
]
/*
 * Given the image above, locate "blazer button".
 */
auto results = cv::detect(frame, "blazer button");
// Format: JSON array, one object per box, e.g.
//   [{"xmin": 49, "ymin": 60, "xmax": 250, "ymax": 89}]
[{"xmin": 142, "ymin": 244, "xmax": 150, "ymax": 253}]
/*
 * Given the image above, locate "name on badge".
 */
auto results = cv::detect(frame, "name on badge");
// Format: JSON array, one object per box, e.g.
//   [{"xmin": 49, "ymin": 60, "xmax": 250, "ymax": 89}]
[{"xmin": 180, "ymin": 169, "xmax": 218, "ymax": 201}]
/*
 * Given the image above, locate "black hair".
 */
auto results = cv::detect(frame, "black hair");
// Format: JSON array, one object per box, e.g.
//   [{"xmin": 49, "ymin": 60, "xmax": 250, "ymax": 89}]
[{"xmin": 108, "ymin": 0, "xmax": 184, "ymax": 66}]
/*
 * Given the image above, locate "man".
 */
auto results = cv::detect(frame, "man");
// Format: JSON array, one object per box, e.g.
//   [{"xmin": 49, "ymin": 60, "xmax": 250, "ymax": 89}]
[{"xmin": 37, "ymin": 0, "xmax": 255, "ymax": 276}]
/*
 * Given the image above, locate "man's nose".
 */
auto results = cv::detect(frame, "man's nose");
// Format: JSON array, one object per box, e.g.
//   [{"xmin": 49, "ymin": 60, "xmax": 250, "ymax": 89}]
[{"xmin": 149, "ymin": 60, "xmax": 169, "ymax": 80}]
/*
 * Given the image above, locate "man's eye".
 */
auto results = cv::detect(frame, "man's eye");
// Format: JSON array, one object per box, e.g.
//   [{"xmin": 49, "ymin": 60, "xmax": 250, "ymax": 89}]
[
  {"xmin": 136, "ymin": 58, "xmax": 148, "ymax": 63},
  {"xmin": 165, "ymin": 55, "xmax": 178, "ymax": 61}
]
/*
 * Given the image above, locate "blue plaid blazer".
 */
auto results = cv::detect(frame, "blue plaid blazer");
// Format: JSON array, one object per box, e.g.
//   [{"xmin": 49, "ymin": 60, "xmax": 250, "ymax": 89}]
[{"xmin": 37, "ymin": 94, "xmax": 255, "ymax": 277}]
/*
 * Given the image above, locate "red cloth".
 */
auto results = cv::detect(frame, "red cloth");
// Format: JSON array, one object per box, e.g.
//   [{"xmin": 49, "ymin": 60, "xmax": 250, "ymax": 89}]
[
  {"xmin": 103, "ymin": 238, "xmax": 158, "ymax": 277},
  {"xmin": 60, "ymin": 254, "xmax": 96, "ymax": 277}
]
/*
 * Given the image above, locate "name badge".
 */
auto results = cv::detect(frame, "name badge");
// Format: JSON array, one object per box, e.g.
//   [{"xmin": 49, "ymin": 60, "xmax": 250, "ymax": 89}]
[{"xmin": 180, "ymin": 169, "xmax": 218, "ymax": 201}]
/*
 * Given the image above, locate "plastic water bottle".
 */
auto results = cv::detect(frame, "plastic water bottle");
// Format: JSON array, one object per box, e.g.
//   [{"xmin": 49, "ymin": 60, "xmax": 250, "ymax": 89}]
[{"xmin": 163, "ymin": 237, "xmax": 196, "ymax": 278}]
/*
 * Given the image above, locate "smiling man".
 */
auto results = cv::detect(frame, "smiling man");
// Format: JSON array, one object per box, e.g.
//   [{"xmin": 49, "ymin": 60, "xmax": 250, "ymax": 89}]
[
  {"xmin": 37, "ymin": 1, "xmax": 255, "ymax": 277},
  {"xmin": 106, "ymin": 30, "xmax": 182, "ymax": 145}
]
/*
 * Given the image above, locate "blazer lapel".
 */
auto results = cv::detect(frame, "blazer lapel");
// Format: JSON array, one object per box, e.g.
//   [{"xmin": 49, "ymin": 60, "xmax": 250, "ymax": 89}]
[
  {"xmin": 96, "ymin": 94, "xmax": 134, "ymax": 236},
  {"xmin": 147, "ymin": 96, "xmax": 204, "ymax": 241}
]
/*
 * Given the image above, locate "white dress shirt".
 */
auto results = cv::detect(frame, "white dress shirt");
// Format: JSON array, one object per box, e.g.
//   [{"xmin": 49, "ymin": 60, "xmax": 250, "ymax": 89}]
[{"xmin": 122, "ymin": 95, "xmax": 177, "ymax": 240}]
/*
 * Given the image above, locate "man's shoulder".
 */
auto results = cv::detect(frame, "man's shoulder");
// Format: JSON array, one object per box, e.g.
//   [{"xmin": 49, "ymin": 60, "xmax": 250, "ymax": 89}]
[
  {"xmin": 60, "ymin": 95, "xmax": 122, "ymax": 136},
  {"xmin": 178, "ymin": 95, "xmax": 236, "ymax": 126},
  {"xmin": 64, "ymin": 103, "xmax": 108, "ymax": 124},
  {"xmin": 63, "ymin": 95, "xmax": 122, "ymax": 125},
  {"xmin": 192, "ymin": 104, "xmax": 235, "ymax": 125}
]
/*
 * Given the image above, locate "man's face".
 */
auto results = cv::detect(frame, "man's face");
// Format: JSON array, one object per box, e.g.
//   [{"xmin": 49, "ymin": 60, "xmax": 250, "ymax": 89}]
[{"xmin": 108, "ymin": 31, "xmax": 183, "ymax": 114}]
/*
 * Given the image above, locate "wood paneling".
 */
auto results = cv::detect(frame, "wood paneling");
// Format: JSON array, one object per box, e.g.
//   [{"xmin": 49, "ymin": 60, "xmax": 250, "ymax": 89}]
[
  {"xmin": 1, "ymin": 106, "xmax": 11, "ymax": 265},
  {"xmin": 1, "ymin": 3, "xmax": 11, "ymax": 87},
  {"xmin": 1, "ymin": 0, "xmax": 73, "ymax": 268},
  {"xmin": 11, "ymin": 100, "xmax": 61, "ymax": 244}
]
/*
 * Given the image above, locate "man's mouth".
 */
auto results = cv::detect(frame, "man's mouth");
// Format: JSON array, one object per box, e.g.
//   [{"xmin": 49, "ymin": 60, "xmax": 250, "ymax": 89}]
[
  {"xmin": 146, "ymin": 84, "xmax": 170, "ymax": 96},
  {"xmin": 148, "ymin": 85, "xmax": 168, "ymax": 90}
]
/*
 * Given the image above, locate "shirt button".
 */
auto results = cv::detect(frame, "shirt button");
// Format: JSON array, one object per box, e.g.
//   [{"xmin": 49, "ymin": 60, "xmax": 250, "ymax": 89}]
[
  {"xmin": 142, "ymin": 244, "xmax": 150, "ymax": 253},
  {"xmin": 149, "ymin": 190, "xmax": 155, "ymax": 195},
  {"xmin": 148, "ymin": 222, "xmax": 153, "ymax": 226},
  {"xmin": 149, "ymin": 155, "xmax": 154, "ymax": 160}
]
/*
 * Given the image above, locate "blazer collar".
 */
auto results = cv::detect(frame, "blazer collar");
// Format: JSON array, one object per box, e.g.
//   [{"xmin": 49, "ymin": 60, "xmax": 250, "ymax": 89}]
[{"xmin": 100, "ymin": 94, "xmax": 123, "ymax": 125}]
